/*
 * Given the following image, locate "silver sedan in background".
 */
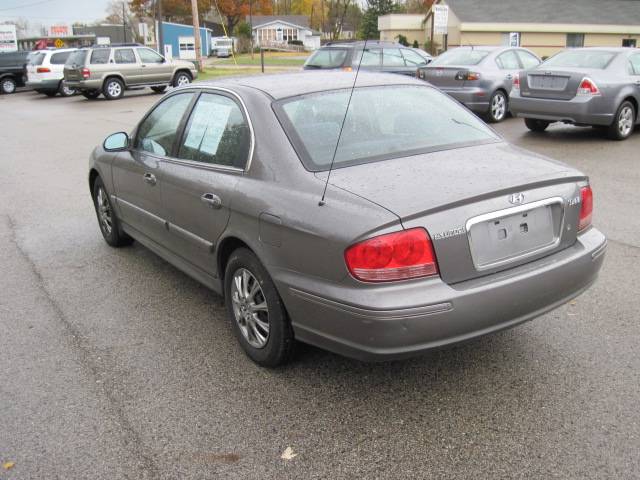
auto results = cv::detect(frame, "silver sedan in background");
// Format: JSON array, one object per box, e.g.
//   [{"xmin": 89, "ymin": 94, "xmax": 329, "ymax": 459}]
[
  {"xmin": 510, "ymin": 47, "xmax": 640, "ymax": 140},
  {"xmin": 417, "ymin": 46, "xmax": 541, "ymax": 122}
]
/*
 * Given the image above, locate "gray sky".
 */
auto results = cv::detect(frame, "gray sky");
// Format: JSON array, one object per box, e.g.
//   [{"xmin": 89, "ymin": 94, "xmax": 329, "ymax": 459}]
[{"xmin": 0, "ymin": 0, "xmax": 112, "ymax": 24}]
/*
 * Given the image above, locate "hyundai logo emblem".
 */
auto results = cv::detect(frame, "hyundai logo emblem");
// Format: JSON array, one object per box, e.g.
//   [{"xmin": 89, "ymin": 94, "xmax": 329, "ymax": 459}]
[{"xmin": 509, "ymin": 193, "xmax": 525, "ymax": 204}]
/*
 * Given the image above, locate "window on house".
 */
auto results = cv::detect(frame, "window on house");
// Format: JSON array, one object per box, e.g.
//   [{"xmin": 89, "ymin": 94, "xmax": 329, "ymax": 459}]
[
  {"xmin": 566, "ymin": 33, "xmax": 585, "ymax": 48},
  {"xmin": 623, "ymin": 39, "xmax": 637, "ymax": 48}
]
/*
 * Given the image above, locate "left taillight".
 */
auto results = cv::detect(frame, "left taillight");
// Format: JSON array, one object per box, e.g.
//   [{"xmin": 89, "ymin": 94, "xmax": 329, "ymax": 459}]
[
  {"xmin": 577, "ymin": 77, "xmax": 600, "ymax": 96},
  {"xmin": 344, "ymin": 228, "xmax": 439, "ymax": 282},
  {"xmin": 512, "ymin": 73, "xmax": 520, "ymax": 90},
  {"xmin": 578, "ymin": 185, "xmax": 593, "ymax": 231},
  {"xmin": 36, "ymin": 67, "xmax": 51, "ymax": 73},
  {"xmin": 81, "ymin": 67, "xmax": 90, "ymax": 79}
]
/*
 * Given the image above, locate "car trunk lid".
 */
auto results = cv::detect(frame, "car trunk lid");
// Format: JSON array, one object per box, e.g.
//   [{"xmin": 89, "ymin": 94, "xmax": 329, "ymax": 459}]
[
  {"xmin": 421, "ymin": 66, "xmax": 470, "ymax": 88},
  {"xmin": 321, "ymin": 142, "xmax": 586, "ymax": 284},
  {"xmin": 520, "ymin": 68, "xmax": 596, "ymax": 101}
]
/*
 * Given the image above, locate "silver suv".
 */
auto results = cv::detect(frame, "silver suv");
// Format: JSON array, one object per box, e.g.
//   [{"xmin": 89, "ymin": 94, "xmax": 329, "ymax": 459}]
[{"xmin": 63, "ymin": 44, "xmax": 198, "ymax": 100}]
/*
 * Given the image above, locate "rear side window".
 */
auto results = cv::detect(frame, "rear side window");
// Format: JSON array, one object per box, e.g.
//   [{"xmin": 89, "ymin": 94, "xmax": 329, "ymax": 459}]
[
  {"xmin": 496, "ymin": 50, "xmax": 520, "ymax": 69},
  {"xmin": 51, "ymin": 51, "xmax": 72, "ymax": 64},
  {"xmin": 178, "ymin": 93, "xmax": 250, "ymax": 168},
  {"xmin": 351, "ymin": 48, "xmax": 381, "ymax": 67},
  {"xmin": 431, "ymin": 49, "xmax": 490, "ymax": 66},
  {"xmin": 90, "ymin": 49, "xmax": 110, "ymax": 64},
  {"xmin": 630, "ymin": 54, "xmax": 640, "ymax": 75},
  {"xmin": 114, "ymin": 48, "xmax": 136, "ymax": 64},
  {"xmin": 136, "ymin": 93, "xmax": 195, "ymax": 156},
  {"xmin": 383, "ymin": 48, "xmax": 406, "ymax": 67},
  {"xmin": 517, "ymin": 50, "xmax": 540, "ymax": 69},
  {"xmin": 66, "ymin": 50, "xmax": 87, "ymax": 66},
  {"xmin": 304, "ymin": 48, "xmax": 348, "ymax": 69},
  {"xmin": 544, "ymin": 50, "xmax": 616, "ymax": 69}
]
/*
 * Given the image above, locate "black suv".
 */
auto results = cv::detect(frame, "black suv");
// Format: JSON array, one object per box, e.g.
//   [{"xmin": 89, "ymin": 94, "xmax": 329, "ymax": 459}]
[
  {"xmin": 303, "ymin": 41, "xmax": 432, "ymax": 76},
  {"xmin": 0, "ymin": 50, "xmax": 31, "ymax": 94}
]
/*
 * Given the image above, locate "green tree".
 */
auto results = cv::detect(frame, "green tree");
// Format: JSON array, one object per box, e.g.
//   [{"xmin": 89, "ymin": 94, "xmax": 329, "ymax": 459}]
[
  {"xmin": 358, "ymin": 0, "xmax": 400, "ymax": 40},
  {"xmin": 412, "ymin": 39, "xmax": 419, "ymax": 48},
  {"xmin": 396, "ymin": 34, "xmax": 409, "ymax": 46}
]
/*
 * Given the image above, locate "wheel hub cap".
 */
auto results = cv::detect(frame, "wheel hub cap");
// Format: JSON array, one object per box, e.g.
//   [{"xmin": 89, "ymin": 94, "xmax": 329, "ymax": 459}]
[
  {"xmin": 96, "ymin": 187, "xmax": 113, "ymax": 234},
  {"xmin": 230, "ymin": 268, "xmax": 270, "ymax": 349},
  {"xmin": 492, "ymin": 94, "xmax": 506, "ymax": 120},
  {"xmin": 618, "ymin": 106, "xmax": 634, "ymax": 137}
]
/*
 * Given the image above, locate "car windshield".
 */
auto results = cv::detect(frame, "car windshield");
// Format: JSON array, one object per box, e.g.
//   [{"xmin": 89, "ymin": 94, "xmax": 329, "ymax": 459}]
[
  {"xmin": 276, "ymin": 85, "xmax": 500, "ymax": 171},
  {"xmin": 304, "ymin": 48, "xmax": 348, "ymax": 69},
  {"xmin": 28, "ymin": 52, "xmax": 45, "ymax": 65},
  {"xmin": 543, "ymin": 50, "xmax": 616, "ymax": 69},
  {"xmin": 65, "ymin": 50, "xmax": 87, "ymax": 66},
  {"xmin": 431, "ymin": 49, "xmax": 490, "ymax": 66}
]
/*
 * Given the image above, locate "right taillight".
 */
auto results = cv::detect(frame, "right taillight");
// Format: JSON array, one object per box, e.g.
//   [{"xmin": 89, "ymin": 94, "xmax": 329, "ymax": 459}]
[
  {"xmin": 81, "ymin": 67, "xmax": 90, "ymax": 79},
  {"xmin": 578, "ymin": 186, "xmax": 593, "ymax": 231},
  {"xmin": 512, "ymin": 73, "xmax": 520, "ymax": 90},
  {"xmin": 344, "ymin": 228, "xmax": 439, "ymax": 282}
]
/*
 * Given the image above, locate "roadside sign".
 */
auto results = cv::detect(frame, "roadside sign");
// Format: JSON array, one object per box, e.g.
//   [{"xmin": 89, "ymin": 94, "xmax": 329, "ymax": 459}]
[
  {"xmin": 433, "ymin": 5, "xmax": 449, "ymax": 35},
  {"xmin": 509, "ymin": 32, "xmax": 520, "ymax": 47},
  {"xmin": 54, "ymin": 38, "xmax": 64, "ymax": 48},
  {"xmin": 0, "ymin": 24, "xmax": 18, "ymax": 53},
  {"xmin": 96, "ymin": 36, "xmax": 110, "ymax": 45}
]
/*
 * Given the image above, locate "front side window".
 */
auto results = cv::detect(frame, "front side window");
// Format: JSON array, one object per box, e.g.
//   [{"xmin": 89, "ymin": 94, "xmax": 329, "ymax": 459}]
[
  {"xmin": 114, "ymin": 48, "xmax": 136, "ymax": 64},
  {"xmin": 51, "ymin": 51, "xmax": 72, "ymax": 64},
  {"xmin": 351, "ymin": 48, "xmax": 381, "ymax": 67},
  {"xmin": 496, "ymin": 50, "xmax": 520, "ymax": 70},
  {"xmin": 566, "ymin": 33, "xmax": 585, "ymax": 48},
  {"xmin": 90, "ymin": 49, "xmax": 110, "ymax": 64},
  {"xmin": 431, "ymin": 49, "xmax": 490, "ymax": 66},
  {"xmin": 517, "ymin": 50, "xmax": 540, "ymax": 69},
  {"xmin": 136, "ymin": 93, "xmax": 195, "ymax": 156},
  {"xmin": 544, "ymin": 50, "xmax": 616, "ymax": 69},
  {"xmin": 178, "ymin": 93, "xmax": 250, "ymax": 168},
  {"xmin": 276, "ymin": 85, "xmax": 499, "ymax": 171},
  {"xmin": 383, "ymin": 48, "xmax": 406, "ymax": 67},
  {"xmin": 138, "ymin": 48, "xmax": 164, "ymax": 63}
]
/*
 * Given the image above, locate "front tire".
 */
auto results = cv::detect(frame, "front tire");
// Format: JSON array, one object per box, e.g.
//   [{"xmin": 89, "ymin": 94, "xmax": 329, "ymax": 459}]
[
  {"xmin": 1, "ymin": 77, "xmax": 17, "ymax": 94},
  {"xmin": 487, "ymin": 90, "xmax": 508, "ymax": 123},
  {"xmin": 524, "ymin": 118, "xmax": 550, "ymax": 132},
  {"xmin": 172, "ymin": 71, "xmax": 191, "ymax": 88},
  {"xmin": 103, "ymin": 77, "xmax": 125, "ymax": 100},
  {"xmin": 92, "ymin": 176, "xmax": 132, "ymax": 247},
  {"xmin": 151, "ymin": 85, "xmax": 167, "ymax": 93},
  {"xmin": 224, "ymin": 248, "xmax": 295, "ymax": 367},
  {"xmin": 82, "ymin": 90, "xmax": 101, "ymax": 100},
  {"xmin": 607, "ymin": 100, "xmax": 635, "ymax": 140}
]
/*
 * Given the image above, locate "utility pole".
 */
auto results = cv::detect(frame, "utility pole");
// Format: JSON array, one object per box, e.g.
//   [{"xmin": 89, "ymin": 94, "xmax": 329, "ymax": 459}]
[
  {"xmin": 249, "ymin": 0, "xmax": 254, "ymax": 59},
  {"xmin": 122, "ymin": 2, "xmax": 127, "ymax": 43},
  {"xmin": 191, "ymin": 0, "xmax": 204, "ymax": 71},
  {"xmin": 156, "ymin": 0, "xmax": 164, "ymax": 55}
]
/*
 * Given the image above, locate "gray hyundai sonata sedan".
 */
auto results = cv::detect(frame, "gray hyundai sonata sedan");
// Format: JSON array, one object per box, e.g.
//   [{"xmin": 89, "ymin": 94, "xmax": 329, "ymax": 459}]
[{"xmin": 90, "ymin": 72, "xmax": 606, "ymax": 367}]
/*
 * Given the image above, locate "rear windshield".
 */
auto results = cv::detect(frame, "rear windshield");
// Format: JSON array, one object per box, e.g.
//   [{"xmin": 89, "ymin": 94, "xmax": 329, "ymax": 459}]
[
  {"xmin": 431, "ymin": 49, "xmax": 490, "ymax": 66},
  {"xmin": 543, "ymin": 50, "xmax": 616, "ymax": 69},
  {"xmin": 275, "ymin": 85, "xmax": 500, "ymax": 171},
  {"xmin": 304, "ymin": 48, "xmax": 348, "ymax": 69},
  {"xmin": 65, "ymin": 50, "xmax": 87, "ymax": 66},
  {"xmin": 28, "ymin": 52, "xmax": 45, "ymax": 66}
]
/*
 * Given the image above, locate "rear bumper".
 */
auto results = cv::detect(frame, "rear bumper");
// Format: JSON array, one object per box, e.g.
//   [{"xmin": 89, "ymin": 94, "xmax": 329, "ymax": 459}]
[
  {"xmin": 510, "ymin": 93, "xmax": 614, "ymax": 126},
  {"xmin": 64, "ymin": 79, "xmax": 103, "ymax": 90},
  {"xmin": 276, "ymin": 228, "xmax": 606, "ymax": 361},
  {"xmin": 439, "ymin": 87, "xmax": 491, "ymax": 113},
  {"xmin": 26, "ymin": 78, "xmax": 60, "ymax": 90}
]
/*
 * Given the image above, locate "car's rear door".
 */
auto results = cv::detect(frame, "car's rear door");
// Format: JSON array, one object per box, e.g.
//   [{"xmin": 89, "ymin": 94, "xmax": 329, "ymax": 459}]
[
  {"xmin": 112, "ymin": 91, "xmax": 197, "ymax": 244},
  {"xmin": 495, "ymin": 49, "xmax": 522, "ymax": 91},
  {"xmin": 629, "ymin": 52, "xmax": 640, "ymax": 108},
  {"xmin": 160, "ymin": 90, "xmax": 252, "ymax": 277}
]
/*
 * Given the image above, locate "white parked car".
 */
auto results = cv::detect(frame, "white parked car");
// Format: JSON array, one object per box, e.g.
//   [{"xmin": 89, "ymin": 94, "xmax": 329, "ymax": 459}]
[{"xmin": 26, "ymin": 48, "xmax": 77, "ymax": 97}]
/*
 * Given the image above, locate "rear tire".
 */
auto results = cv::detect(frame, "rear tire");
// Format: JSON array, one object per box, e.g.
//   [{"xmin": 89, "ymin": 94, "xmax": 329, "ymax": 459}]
[
  {"xmin": 102, "ymin": 77, "xmax": 125, "ymax": 100},
  {"xmin": 58, "ymin": 81, "xmax": 76, "ymax": 97},
  {"xmin": 524, "ymin": 118, "xmax": 550, "ymax": 132},
  {"xmin": 487, "ymin": 90, "xmax": 508, "ymax": 123},
  {"xmin": 224, "ymin": 248, "xmax": 295, "ymax": 367},
  {"xmin": 1, "ymin": 77, "xmax": 17, "ymax": 94},
  {"xmin": 151, "ymin": 85, "xmax": 167, "ymax": 93},
  {"xmin": 607, "ymin": 100, "xmax": 635, "ymax": 140},
  {"xmin": 44, "ymin": 91, "xmax": 57, "ymax": 97},
  {"xmin": 172, "ymin": 71, "xmax": 191, "ymax": 88},
  {"xmin": 91, "ymin": 176, "xmax": 133, "ymax": 247},
  {"xmin": 82, "ymin": 90, "xmax": 100, "ymax": 100}
]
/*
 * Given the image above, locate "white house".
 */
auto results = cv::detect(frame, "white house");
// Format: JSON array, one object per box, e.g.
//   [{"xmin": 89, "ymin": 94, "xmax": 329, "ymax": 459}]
[{"xmin": 250, "ymin": 15, "xmax": 320, "ymax": 51}]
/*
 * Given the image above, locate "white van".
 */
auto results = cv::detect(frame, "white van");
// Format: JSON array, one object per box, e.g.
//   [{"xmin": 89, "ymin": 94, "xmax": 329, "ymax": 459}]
[{"xmin": 26, "ymin": 48, "xmax": 77, "ymax": 97}]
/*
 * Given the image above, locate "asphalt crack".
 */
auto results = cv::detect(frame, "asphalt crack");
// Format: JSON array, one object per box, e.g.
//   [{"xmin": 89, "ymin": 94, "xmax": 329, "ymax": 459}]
[{"xmin": 5, "ymin": 214, "xmax": 161, "ymax": 480}]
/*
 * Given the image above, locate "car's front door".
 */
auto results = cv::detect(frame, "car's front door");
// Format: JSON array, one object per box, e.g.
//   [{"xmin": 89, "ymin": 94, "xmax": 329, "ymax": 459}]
[
  {"xmin": 136, "ymin": 47, "xmax": 172, "ymax": 84},
  {"xmin": 112, "ymin": 91, "xmax": 196, "ymax": 244},
  {"xmin": 113, "ymin": 47, "xmax": 143, "ymax": 85},
  {"xmin": 160, "ymin": 91, "xmax": 252, "ymax": 276}
]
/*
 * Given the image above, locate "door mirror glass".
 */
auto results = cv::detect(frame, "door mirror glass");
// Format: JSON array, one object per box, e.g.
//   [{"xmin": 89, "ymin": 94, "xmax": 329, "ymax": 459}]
[{"xmin": 104, "ymin": 132, "xmax": 129, "ymax": 151}]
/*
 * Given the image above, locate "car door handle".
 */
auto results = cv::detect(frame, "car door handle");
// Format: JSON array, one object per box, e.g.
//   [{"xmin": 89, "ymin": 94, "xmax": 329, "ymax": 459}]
[
  {"xmin": 201, "ymin": 193, "xmax": 222, "ymax": 209},
  {"xmin": 143, "ymin": 173, "xmax": 157, "ymax": 185}
]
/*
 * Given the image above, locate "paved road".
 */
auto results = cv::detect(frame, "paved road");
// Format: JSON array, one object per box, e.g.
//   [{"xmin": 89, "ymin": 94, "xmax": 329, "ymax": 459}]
[{"xmin": 1, "ymin": 89, "xmax": 639, "ymax": 479}]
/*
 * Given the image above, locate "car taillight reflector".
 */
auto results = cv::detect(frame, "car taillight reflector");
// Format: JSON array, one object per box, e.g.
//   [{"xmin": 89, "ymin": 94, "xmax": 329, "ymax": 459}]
[
  {"xmin": 578, "ymin": 186, "xmax": 593, "ymax": 231},
  {"xmin": 455, "ymin": 71, "xmax": 481, "ymax": 81},
  {"xmin": 36, "ymin": 67, "xmax": 51, "ymax": 73},
  {"xmin": 344, "ymin": 228, "xmax": 439, "ymax": 282},
  {"xmin": 81, "ymin": 67, "xmax": 90, "ymax": 79},
  {"xmin": 577, "ymin": 77, "xmax": 600, "ymax": 96},
  {"xmin": 512, "ymin": 73, "xmax": 520, "ymax": 90}
]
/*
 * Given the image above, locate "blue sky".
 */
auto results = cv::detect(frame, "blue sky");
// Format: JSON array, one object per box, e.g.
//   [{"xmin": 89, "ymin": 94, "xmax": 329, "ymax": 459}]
[{"xmin": 0, "ymin": 0, "xmax": 112, "ymax": 24}]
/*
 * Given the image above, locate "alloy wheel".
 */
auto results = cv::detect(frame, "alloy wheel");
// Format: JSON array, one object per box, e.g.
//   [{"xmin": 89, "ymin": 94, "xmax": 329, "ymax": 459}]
[
  {"xmin": 177, "ymin": 74, "xmax": 190, "ymax": 86},
  {"xmin": 618, "ymin": 105, "xmax": 634, "ymax": 137},
  {"xmin": 491, "ymin": 93, "xmax": 506, "ymax": 121},
  {"xmin": 62, "ymin": 84, "xmax": 75, "ymax": 96},
  {"xmin": 107, "ymin": 81, "xmax": 122, "ymax": 98},
  {"xmin": 2, "ymin": 79, "xmax": 16, "ymax": 94},
  {"xmin": 230, "ymin": 268, "xmax": 270, "ymax": 349},
  {"xmin": 95, "ymin": 187, "xmax": 113, "ymax": 235}
]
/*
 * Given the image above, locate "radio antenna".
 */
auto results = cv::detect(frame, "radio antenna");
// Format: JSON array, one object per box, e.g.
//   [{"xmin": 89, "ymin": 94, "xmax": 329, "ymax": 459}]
[{"xmin": 319, "ymin": 39, "xmax": 368, "ymax": 206}]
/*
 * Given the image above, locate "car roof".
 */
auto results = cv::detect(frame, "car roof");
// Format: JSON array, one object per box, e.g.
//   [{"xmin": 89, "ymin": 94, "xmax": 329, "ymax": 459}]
[
  {"xmin": 205, "ymin": 71, "xmax": 427, "ymax": 100},
  {"xmin": 320, "ymin": 40, "xmax": 402, "ymax": 49}
]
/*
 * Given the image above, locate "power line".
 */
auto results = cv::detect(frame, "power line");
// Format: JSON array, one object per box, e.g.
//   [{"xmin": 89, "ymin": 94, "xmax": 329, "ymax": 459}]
[{"xmin": 0, "ymin": 0, "xmax": 57, "ymax": 12}]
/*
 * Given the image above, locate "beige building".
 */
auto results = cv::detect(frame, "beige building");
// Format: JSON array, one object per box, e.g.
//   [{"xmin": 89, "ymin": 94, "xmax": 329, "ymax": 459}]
[{"xmin": 380, "ymin": 0, "xmax": 640, "ymax": 58}]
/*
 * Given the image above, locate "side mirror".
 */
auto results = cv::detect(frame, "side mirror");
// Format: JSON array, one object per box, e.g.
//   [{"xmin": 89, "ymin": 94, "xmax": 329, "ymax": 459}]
[{"xmin": 103, "ymin": 132, "xmax": 130, "ymax": 151}]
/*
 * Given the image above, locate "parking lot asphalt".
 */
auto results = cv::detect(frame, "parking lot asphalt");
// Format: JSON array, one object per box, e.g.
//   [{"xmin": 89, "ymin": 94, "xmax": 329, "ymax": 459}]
[{"xmin": 1, "ymin": 88, "xmax": 639, "ymax": 480}]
